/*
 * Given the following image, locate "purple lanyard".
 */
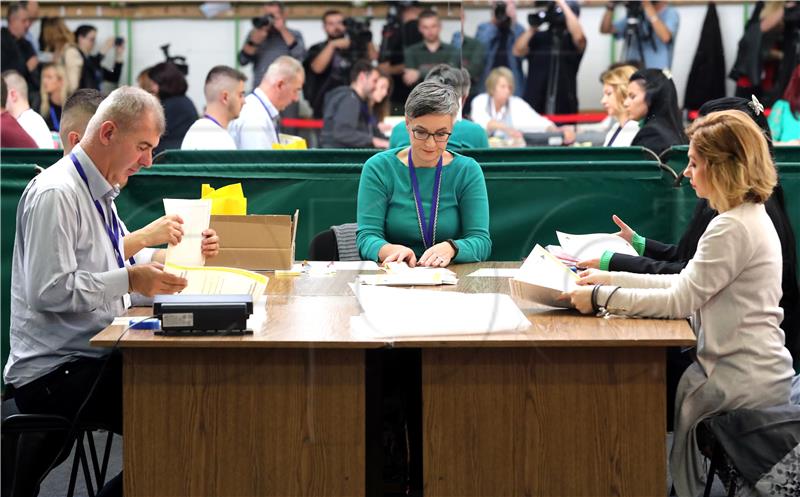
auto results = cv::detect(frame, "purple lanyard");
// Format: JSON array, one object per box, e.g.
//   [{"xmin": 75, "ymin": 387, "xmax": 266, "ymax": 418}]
[
  {"xmin": 251, "ymin": 92, "xmax": 281, "ymax": 142},
  {"xmin": 407, "ymin": 149, "xmax": 443, "ymax": 249},
  {"xmin": 69, "ymin": 153, "xmax": 134, "ymax": 269},
  {"xmin": 203, "ymin": 114, "xmax": 223, "ymax": 128}
]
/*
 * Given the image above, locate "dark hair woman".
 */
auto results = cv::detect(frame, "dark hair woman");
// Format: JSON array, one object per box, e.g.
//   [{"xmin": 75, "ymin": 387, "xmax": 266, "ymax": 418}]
[
  {"xmin": 147, "ymin": 62, "xmax": 197, "ymax": 154},
  {"xmin": 624, "ymin": 68, "xmax": 688, "ymax": 155}
]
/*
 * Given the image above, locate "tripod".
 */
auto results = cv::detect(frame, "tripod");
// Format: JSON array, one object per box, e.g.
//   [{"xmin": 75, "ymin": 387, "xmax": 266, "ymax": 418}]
[
  {"xmin": 543, "ymin": 25, "xmax": 566, "ymax": 116},
  {"xmin": 621, "ymin": 16, "xmax": 647, "ymax": 68}
]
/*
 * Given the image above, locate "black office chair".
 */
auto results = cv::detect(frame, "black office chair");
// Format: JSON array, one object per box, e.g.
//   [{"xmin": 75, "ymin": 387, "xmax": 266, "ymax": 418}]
[
  {"xmin": 1, "ymin": 397, "xmax": 115, "ymax": 497},
  {"xmin": 308, "ymin": 223, "xmax": 361, "ymax": 262}
]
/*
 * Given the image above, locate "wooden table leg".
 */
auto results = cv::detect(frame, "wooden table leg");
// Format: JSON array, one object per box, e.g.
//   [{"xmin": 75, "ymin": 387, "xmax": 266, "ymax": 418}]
[
  {"xmin": 422, "ymin": 347, "xmax": 666, "ymax": 497},
  {"xmin": 123, "ymin": 348, "xmax": 364, "ymax": 497}
]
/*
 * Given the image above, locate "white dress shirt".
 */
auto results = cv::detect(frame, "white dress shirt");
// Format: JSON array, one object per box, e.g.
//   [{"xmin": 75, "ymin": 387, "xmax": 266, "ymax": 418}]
[
  {"xmin": 180, "ymin": 117, "xmax": 237, "ymax": 150},
  {"xmin": 228, "ymin": 88, "xmax": 281, "ymax": 150},
  {"xmin": 470, "ymin": 93, "xmax": 555, "ymax": 135},
  {"xmin": 603, "ymin": 120, "xmax": 640, "ymax": 147},
  {"xmin": 16, "ymin": 108, "xmax": 55, "ymax": 149}
]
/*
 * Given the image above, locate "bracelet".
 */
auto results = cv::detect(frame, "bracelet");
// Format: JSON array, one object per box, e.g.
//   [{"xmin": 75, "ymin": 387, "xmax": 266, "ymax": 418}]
[
  {"xmin": 591, "ymin": 284, "xmax": 602, "ymax": 313},
  {"xmin": 446, "ymin": 239, "xmax": 459, "ymax": 258},
  {"xmin": 602, "ymin": 286, "xmax": 622, "ymax": 312}
]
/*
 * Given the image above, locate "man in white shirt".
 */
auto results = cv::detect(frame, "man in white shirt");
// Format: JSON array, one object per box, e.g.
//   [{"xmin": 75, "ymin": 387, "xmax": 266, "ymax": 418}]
[
  {"xmin": 1, "ymin": 68, "xmax": 54, "ymax": 148},
  {"xmin": 229, "ymin": 55, "xmax": 304, "ymax": 150},
  {"xmin": 181, "ymin": 65, "xmax": 246, "ymax": 150}
]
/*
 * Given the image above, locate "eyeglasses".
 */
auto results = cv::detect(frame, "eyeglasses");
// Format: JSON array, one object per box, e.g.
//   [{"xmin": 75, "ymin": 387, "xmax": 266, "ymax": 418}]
[{"xmin": 411, "ymin": 129, "xmax": 452, "ymax": 143}]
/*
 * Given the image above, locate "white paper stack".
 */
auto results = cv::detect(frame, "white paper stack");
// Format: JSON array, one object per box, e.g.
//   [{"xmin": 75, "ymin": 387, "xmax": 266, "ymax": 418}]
[
  {"xmin": 556, "ymin": 231, "xmax": 637, "ymax": 260},
  {"xmin": 164, "ymin": 263, "xmax": 268, "ymax": 301},
  {"xmin": 358, "ymin": 262, "xmax": 457, "ymax": 286},
  {"xmin": 163, "ymin": 198, "xmax": 212, "ymax": 266},
  {"xmin": 509, "ymin": 244, "xmax": 579, "ymax": 308},
  {"xmin": 349, "ymin": 284, "xmax": 530, "ymax": 338}
]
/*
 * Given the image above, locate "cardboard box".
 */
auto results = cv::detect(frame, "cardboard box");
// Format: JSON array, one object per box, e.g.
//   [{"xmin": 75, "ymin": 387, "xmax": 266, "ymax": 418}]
[{"xmin": 209, "ymin": 210, "xmax": 298, "ymax": 271}]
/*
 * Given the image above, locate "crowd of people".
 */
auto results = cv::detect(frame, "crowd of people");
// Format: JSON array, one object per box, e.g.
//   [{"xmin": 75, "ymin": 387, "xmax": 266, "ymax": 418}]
[{"xmin": 3, "ymin": 1, "xmax": 798, "ymax": 152}]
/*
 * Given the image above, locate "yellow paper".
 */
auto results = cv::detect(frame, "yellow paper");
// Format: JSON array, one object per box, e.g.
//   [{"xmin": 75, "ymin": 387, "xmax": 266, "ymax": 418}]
[
  {"xmin": 201, "ymin": 183, "xmax": 247, "ymax": 215},
  {"xmin": 271, "ymin": 133, "xmax": 307, "ymax": 150}
]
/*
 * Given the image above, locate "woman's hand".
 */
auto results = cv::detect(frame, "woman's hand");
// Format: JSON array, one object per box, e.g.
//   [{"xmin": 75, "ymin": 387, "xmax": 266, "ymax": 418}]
[
  {"xmin": 576, "ymin": 257, "xmax": 600, "ymax": 269},
  {"xmin": 418, "ymin": 242, "xmax": 455, "ymax": 267},
  {"xmin": 381, "ymin": 244, "xmax": 417, "ymax": 267},
  {"xmin": 577, "ymin": 268, "xmax": 612, "ymax": 286},
  {"xmin": 611, "ymin": 214, "xmax": 635, "ymax": 244},
  {"xmin": 564, "ymin": 286, "xmax": 594, "ymax": 314},
  {"xmin": 201, "ymin": 229, "xmax": 220, "ymax": 258}
]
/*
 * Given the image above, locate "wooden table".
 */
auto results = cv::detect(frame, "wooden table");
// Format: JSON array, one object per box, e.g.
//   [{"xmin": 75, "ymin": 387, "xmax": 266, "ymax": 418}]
[{"xmin": 91, "ymin": 262, "xmax": 694, "ymax": 497}]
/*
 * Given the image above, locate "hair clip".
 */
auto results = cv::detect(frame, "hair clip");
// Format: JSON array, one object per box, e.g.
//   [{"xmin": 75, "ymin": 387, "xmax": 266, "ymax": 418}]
[{"xmin": 748, "ymin": 95, "xmax": 765, "ymax": 116}]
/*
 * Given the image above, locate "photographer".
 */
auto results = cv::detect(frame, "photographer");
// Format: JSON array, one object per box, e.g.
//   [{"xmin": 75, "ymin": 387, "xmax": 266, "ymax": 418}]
[
  {"xmin": 512, "ymin": 0, "xmax": 585, "ymax": 115},
  {"xmin": 402, "ymin": 9, "xmax": 459, "ymax": 88},
  {"xmin": 475, "ymin": 1, "xmax": 525, "ymax": 95},
  {"xmin": 238, "ymin": 1, "xmax": 305, "ymax": 91},
  {"xmin": 304, "ymin": 10, "xmax": 377, "ymax": 118},
  {"xmin": 378, "ymin": 1, "xmax": 423, "ymax": 113},
  {"xmin": 74, "ymin": 25, "xmax": 124, "ymax": 92},
  {"xmin": 600, "ymin": 0, "xmax": 679, "ymax": 70}
]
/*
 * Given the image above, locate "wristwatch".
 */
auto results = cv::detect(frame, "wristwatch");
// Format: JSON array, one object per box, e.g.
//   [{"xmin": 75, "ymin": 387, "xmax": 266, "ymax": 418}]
[{"xmin": 446, "ymin": 239, "xmax": 459, "ymax": 258}]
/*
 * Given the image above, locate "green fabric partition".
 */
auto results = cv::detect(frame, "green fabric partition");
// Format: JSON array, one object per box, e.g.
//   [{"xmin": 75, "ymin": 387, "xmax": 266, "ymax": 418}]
[
  {"xmin": 661, "ymin": 145, "xmax": 800, "ymax": 170},
  {"xmin": 0, "ymin": 149, "xmax": 63, "ymax": 168},
  {"xmin": 152, "ymin": 147, "xmax": 661, "ymax": 166}
]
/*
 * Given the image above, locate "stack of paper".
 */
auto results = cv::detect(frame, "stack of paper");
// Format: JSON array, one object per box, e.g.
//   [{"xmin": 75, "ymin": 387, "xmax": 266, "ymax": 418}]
[
  {"xmin": 163, "ymin": 198, "xmax": 212, "ymax": 266},
  {"xmin": 357, "ymin": 262, "xmax": 457, "ymax": 286},
  {"xmin": 349, "ymin": 284, "xmax": 530, "ymax": 338},
  {"xmin": 556, "ymin": 231, "xmax": 637, "ymax": 260},
  {"xmin": 509, "ymin": 244, "xmax": 579, "ymax": 308},
  {"xmin": 164, "ymin": 263, "xmax": 268, "ymax": 301}
]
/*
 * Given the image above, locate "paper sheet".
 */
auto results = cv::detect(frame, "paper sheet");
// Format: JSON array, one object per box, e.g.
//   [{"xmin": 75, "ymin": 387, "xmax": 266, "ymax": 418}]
[
  {"xmin": 163, "ymin": 199, "xmax": 212, "ymax": 267},
  {"xmin": 510, "ymin": 245, "xmax": 579, "ymax": 308},
  {"xmin": 466, "ymin": 268, "xmax": 520, "ymax": 278},
  {"xmin": 358, "ymin": 266, "xmax": 457, "ymax": 286},
  {"xmin": 556, "ymin": 231, "xmax": 638, "ymax": 260},
  {"xmin": 349, "ymin": 284, "xmax": 530, "ymax": 338},
  {"xmin": 164, "ymin": 263, "xmax": 268, "ymax": 301}
]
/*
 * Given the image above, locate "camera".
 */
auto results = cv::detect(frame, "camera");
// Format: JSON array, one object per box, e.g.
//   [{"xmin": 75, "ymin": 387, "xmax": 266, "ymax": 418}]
[
  {"xmin": 344, "ymin": 16, "xmax": 373, "ymax": 49},
  {"xmin": 528, "ymin": 1, "xmax": 566, "ymax": 30},
  {"xmin": 252, "ymin": 13, "xmax": 274, "ymax": 30},
  {"xmin": 625, "ymin": 1, "xmax": 643, "ymax": 21},
  {"xmin": 160, "ymin": 43, "xmax": 188, "ymax": 76},
  {"xmin": 494, "ymin": 1, "xmax": 512, "ymax": 32},
  {"xmin": 114, "ymin": 36, "xmax": 124, "ymax": 47}
]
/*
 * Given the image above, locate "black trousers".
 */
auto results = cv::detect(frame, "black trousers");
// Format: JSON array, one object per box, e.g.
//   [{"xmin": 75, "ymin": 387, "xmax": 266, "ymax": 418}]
[{"xmin": 12, "ymin": 351, "xmax": 123, "ymax": 497}]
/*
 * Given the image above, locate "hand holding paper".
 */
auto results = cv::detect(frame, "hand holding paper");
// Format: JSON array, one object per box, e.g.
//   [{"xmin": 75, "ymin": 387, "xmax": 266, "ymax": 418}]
[
  {"xmin": 509, "ymin": 244, "xmax": 579, "ymax": 308},
  {"xmin": 163, "ymin": 199, "xmax": 212, "ymax": 267},
  {"xmin": 556, "ymin": 230, "xmax": 637, "ymax": 261}
]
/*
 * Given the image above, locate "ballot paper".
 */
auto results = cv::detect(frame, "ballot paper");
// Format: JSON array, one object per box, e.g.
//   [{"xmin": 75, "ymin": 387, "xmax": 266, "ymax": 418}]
[
  {"xmin": 556, "ymin": 231, "xmax": 638, "ymax": 261},
  {"xmin": 164, "ymin": 263, "xmax": 268, "ymax": 301},
  {"xmin": 357, "ymin": 262, "xmax": 457, "ymax": 286},
  {"xmin": 163, "ymin": 199, "xmax": 212, "ymax": 267},
  {"xmin": 509, "ymin": 244, "xmax": 580, "ymax": 308},
  {"xmin": 466, "ymin": 268, "xmax": 520, "ymax": 278},
  {"xmin": 349, "ymin": 284, "xmax": 531, "ymax": 338}
]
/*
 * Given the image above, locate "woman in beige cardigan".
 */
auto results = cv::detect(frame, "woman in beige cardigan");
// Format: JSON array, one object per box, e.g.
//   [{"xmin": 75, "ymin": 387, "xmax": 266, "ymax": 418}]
[
  {"xmin": 568, "ymin": 110, "xmax": 794, "ymax": 497},
  {"xmin": 40, "ymin": 17, "xmax": 83, "ymax": 95}
]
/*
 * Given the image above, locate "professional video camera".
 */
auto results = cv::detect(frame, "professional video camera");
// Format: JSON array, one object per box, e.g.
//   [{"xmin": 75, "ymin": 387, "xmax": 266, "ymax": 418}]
[
  {"xmin": 624, "ymin": 1, "xmax": 644, "ymax": 22},
  {"xmin": 344, "ymin": 16, "xmax": 373, "ymax": 56},
  {"xmin": 252, "ymin": 13, "xmax": 275, "ymax": 30},
  {"xmin": 528, "ymin": 1, "xmax": 566, "ymax": 30},
  {"xmin": 160, "ymin": 43, "xmax": 188, "ymax": 75},
  {"xmin": 494, "ymin": 1, "xmax": 512, "ymax": 32}
]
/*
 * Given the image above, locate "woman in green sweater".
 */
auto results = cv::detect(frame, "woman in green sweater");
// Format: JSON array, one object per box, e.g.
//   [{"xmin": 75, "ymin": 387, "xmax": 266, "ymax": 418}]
[{"xmin": 357, "ymin": 80, "xmax": 491, "ymax": 266}]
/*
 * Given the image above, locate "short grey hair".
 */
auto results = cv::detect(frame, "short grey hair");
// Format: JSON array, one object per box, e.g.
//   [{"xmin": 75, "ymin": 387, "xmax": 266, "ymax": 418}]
[
  {"xmin": 2, "ymin": 70, "xmax": 28, "ymax": 100},
  {"xmin": 85, "ymin": 86, "xmax": 165, "ymax": 137},
  {"xmin": 404, "ymin": 81, "xmax": 459, "ymax": 119},
  {"xmin": 425, "ymin": 64, "xmax": 470, "ymax": 101},
  {"xmin": 263, "ymin": 55, "xmax": 304, "ymax": 85}
]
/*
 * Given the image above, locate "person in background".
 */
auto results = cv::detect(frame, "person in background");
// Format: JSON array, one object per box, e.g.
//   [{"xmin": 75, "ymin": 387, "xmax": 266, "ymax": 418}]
[
  {"xmin": 320, "ymin": 60, "xmax": 389, "ymax": 149},
  {"xmin": 378, "ymin": 1, "xmax": 423, "ymax": 114},
  {"xmin": 1, "ymin": 3, "xmax": 38, "ymax": 99},
  {"xmin": 451, "ymin": 8, "xmax": 486, "ymax": 116},
  {"xmin": 768, "ymin": 64, "xmax": 800, "ymax": 145},
  {"xmin": 475, "ymin": 0, "xmax": 525, "ymax": 96},
  {"xmin": 568, "ymin": 110, "xmax": 793, "ymax": 497},
  {"xmin": 1, "ymin": 75, "xmax": 37, "ymax": 148},
  {"xmin": 238, "ymin": 0, "xmax": 305, "ymax": 92},
  {"xmin": 470, "ymin": 66, "xmax": 573, "ymax": 144},
  {"xmin": 304, "ymin": 9, "xmax": 378, "ymax": 119},
  {"xmin": 601, "ymin": 0, "xmax": 679, "ymax": 70},
  {"xmin": 358, "ymin": 80, "xmax": 491, "ymax": 266},
  {"xmin": 229, "ymin": 55, "xmax": 304, "ymax": 150},
  {"xmin": 181, "ymin": 65, "xmax": 246, "ymax": 150},
  {"xmin": 136, "ymin": 67, "xmax": 158, "ymax": 96},
  {"xmin": 625, "ymin": 68, "xmax": 687, "ymax": 155},
  {"xmin": 58, "ymin": 88, "xmax": 103, "ymax": 154},
  {"xmin": 389, "ymin": 64, "xmax": 489, "ymax": 150},
  {"xmin": 371, "ymin": 69, "xmax": 393, "ymax": 136},
  {"xmin": 2, "ymin": 69, "xmax": 54, "ymax": 148},
  {"xmin": 39, "ymin": 63, "xmax": 67, "ymax": 131},
  {"xmin": 599, "ymin": 64, "xmax": 638, "ymax": 146},
  {"xmin": 74, "ymin": 25, "xmax": 125, "ymax": 91},
  {"xmin": 147, "ymin": 61, "xmax": 197, "ymax": 154},
  {"xmin": 512, "ymin": 0, "xmax": 585, "ymax": 116},
  {"xmin": 39, "ymin": 17, "xmax": 83, "ymax": 96},
  {"xmin": 402, "ymin": 9, "xmax": 459, "ymax": 89}
]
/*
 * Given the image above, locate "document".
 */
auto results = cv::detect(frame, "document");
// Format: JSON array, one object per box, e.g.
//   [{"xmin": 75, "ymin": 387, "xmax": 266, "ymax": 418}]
[
  {"xmin": 467, "ymin": 268, "xmax": 520, "ymax": 278},
  {"xmin": 164, "ymin": 263, "xmax": 268, "ymax": 301},
  {"xmin": 509, "ymin": 244, "xmax": 579, "ymax": 308},
  {"xmin": 349, "ymin": 284, "xmax": 531, "ymax": 338},
  {"xmin": 275, "ymin": 261, "xmax": 381, "ymax": 277},
  {"xmin": 556, "ymin": 231, "xmax": 638, "ymax": 260},
  {"xmin": 163, "ymin": 199, "xmax": 212, "ymax": 267},
  {"xmin": 357, "ymin": 263, "xmax": 457, "ymax": 286}
]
